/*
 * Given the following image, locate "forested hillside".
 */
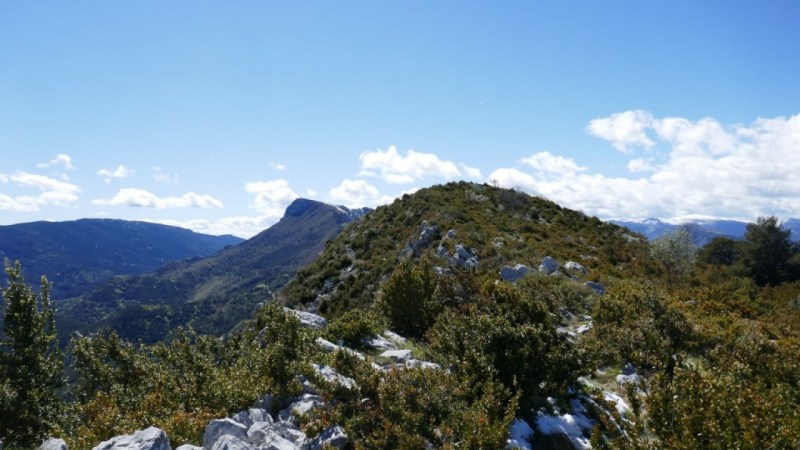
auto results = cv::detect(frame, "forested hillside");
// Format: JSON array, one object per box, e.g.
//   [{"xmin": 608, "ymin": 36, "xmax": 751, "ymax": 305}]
[
  {"xmin": 0, "ymin": 219, "xmax": 242, "ymax": 299},
  {"xmin": 60, "ymin": 199, "xmax": 369, "ymax": 342}
]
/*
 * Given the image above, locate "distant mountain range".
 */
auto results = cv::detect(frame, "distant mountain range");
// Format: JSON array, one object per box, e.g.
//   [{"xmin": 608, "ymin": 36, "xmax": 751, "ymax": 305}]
[
  {"xmin": 611, "ymin": 217, "xmax": 800, "ymax": 245},
  {"xmin": 0, "ymin": 219, "xmax": 243, "ymax": 299},
  {"xmin": 61, "ymin": 199, "xmax": 371, "ymax": 342}
]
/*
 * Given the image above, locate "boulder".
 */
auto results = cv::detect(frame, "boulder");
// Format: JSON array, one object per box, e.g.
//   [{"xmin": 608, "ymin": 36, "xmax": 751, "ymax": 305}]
[
  {"xmin": 247, "ymin": 422, "xmax": 307, "ymax": 450},
  {"xmin": 312, "ymin": 363, "xmax": 356, "ymax": 389},
  {"xmin": 309, "ymin": 426, "xmax": 348, "ymax": 450},
  {"xmin": 284, "ymin": 308, "xmax": 327, "ymax": 328},
  {"xmin": 174, "ymin": 446, "xmax": 203, "ymax": 450},
  {"xmin": 584, "ymin": 281, "xmax": 606, "ymax": 295},
  {"xmin": 362, "ymin": 334, "xmax": 397, "ymax": 350},
  {"xmin": 203, "ymin": 419, "xmax": 248, "ymax": 450},
  {"xmin": 564, "ymin": 261, "xmax": 587, "ymax": 274},
  {"xmin": 455, "ymin": 244, "xmax": 473, "ymax": 260},
  {"xmin": 205, "ymin": 435, "xmax": 251, "ymax": 450},
  {"xmin": 380, "ymin": 349, "xmax": 413, "ymax": 362},
  {"xmin": 538, "ymin": 256, "xmax": 559, "ymax": 275},
  {"xmin": 39, "ymin": 438, "xmax": 67, "ymax": 450},
  {"xmin": 446, "ymin": 229, "xmax": 457, "ymax": 239},
  {"xmin": 500, "ymin": 264, "xmax": 531, "ymax": 282},
  {"xmin": 232, "ymin": 408, "xmax": 272, "ymax": 428},
  {"xmin": 93, "ymin": 427, "xmax": 170, "ymax": 450},
  {"xmin": 278, "ymin": 394, "xmax": 325, "ymax": 424},
  {"xmin": 464, "ymin": 257, "xmax": 479, "ymax": 270}
]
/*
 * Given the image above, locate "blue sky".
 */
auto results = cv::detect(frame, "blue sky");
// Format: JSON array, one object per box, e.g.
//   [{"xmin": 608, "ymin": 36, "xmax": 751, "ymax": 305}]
[{"xmin": 2, "ymin": 1, "xmax": 799, "ymax": 237}]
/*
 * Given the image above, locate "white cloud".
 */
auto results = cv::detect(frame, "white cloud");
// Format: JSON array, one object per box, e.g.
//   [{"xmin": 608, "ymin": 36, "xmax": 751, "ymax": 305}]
[
  {"xmin": 329, "ymin": 179, "xmax": 394, "ymax": 208},
  {"xmin": 627, "ymin": 158, "xmax": 656, "ymax": 173},
  {"xmin": 358, "ymin": 145, "xmax": 462, "ymax": 184},
  {"xmin": 459, "ymin": 163, "xmax": 483, "ymax": 180},
  {"xmin": 0, "ymin": 171, "xmax": 80, "ymax": 211},
  {"xmin": 98, "ymin": 165, "xmax": 131, "ymax": 182},
  {"xmin": 521, "ymin": 151, "xmax": 587, "ymax": 175},
  {"xmin": 153, "ymin": 167, "xmax": 179, "ymax": 184},
  {"xmin": 586, "ymin": 110, "xmax": 655, "ymax": 153},
  {"xmin": 270, "ymin": 162, "xmax": 287, "ymax": 171},
  {"xmin": 92, "ymin": 188, "xmax": 223, "ymax": 209},
  {"xmin": 492, "ymin": 111, "xmax": 800, "ymax": 221},
  {"xmin": 147, "ymin": 215, "xmax": 275, "ymax": 239},
  {"xmin": 305, "ymin": 188, "xmax": 318, "ymax": 197},
  {"xmin": 37, "ymin": 154, "xmax": 74, "ymax": 170},
  {"xmin": 244, "ymin": 178, "xmax": 298, "ymax": 217}
]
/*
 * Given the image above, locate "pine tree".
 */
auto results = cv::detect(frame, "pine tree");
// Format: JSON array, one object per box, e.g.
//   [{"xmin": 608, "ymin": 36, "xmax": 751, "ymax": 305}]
[
  {"xmin": 0, "ymin": 260, "xmax": 64, "ymax": 448},
  {"xmin": 744, "ymin": 216, "xmax": 797, "ymax": 286}
]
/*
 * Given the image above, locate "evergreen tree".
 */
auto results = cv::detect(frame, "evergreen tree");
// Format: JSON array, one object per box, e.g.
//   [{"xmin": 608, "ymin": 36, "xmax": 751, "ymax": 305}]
[
  {"xmin": 0, "ymin": 260, "xmax": 64, "ymax": 448},
  {"xmin": 744, "ymin": 216, "xmax": 797, "ymax": 286}
]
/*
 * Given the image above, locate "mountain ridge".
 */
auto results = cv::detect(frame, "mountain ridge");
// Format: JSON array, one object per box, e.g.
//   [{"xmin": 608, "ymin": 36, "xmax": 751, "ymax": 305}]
[
  {"xmin": 0, "ymin": 218, "xmax": 243, "ymax": 299},
  {"xmin": 63, "ymin": 198, "xmax": 371, "ymax": 342}
]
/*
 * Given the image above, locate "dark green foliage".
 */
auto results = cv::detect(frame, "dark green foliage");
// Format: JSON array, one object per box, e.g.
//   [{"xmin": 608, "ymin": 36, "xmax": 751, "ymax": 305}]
[
  {"xmin": 743, "ymin": 216, "xmax": 798, "ymax": 286},
  {"xmin": 323, "ymin": 308, "xmax": 384, "ymax": 349},
  {"xmin": 333, "ymin": 367, "xmax": 517, "ymax": 449},
  {"xmin": 378, "ymin": 259, "xmax": 441, "ymax": 339},
  {"xmin": 69, "ymin": 303, "xmax": 312, "ymax": 449},
  {"xmin": 428, "ymin": 278, "xmax": 582, "ymax": 411},
  {"xmin": 0, "ymin": 260, "xmax": 64, "ymax": 448},
  {"xmin": 698, "ymin": 236, "xmax": 742, "ymax": 266},
  {"xmin": 589, "ymin": 281, "xmax": 693, "ymax": 371}
]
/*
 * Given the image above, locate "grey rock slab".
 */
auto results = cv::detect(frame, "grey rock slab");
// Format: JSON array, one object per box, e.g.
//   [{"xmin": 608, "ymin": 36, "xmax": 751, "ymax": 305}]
[
  {"xmin": 39, "ymin": 438, "xmax": 67, "ymax": 450},
  {"xmin": 309, "ymin": 426, "xmax": 348, "ymax": 450},
  {"xmin": 92, "ymin": 427, "xmax": 170, "ymax": 450},
  {"xmin": 284, "ymin": 308, "xmax": 327, "ymax": 329},
  {"xmin": 203, "ymin": 419, "xmax": 248, "ymax": 450}
]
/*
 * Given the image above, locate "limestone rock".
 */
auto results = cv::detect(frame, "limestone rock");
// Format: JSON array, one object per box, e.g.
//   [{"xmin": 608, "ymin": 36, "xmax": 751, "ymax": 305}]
[
  {"xmin": 538, "ymin": 256, "xmax": 559, "ymax": 275},
  {"xmin": 232, "ymin": 408, "xmax": 272, "ymax": 428},
  {"xmin": 39, "ymin": 438, "xmax": 67, "ymax": 450},
  {"xmin": 380, "ymin": 349, "xmax": 413, "ymax": 362},
  {"xmin": 284, "ymin": 308, "xmax": 327, "ymax": 328},
  {"xmin": 564, "ymin": 261, "xmax": 587, "ymax": 274},
  {"xmin": 500, "ymin": 264, "xmax": 531, "ymax": 282},
  {"xmin": 309, "ymin": 426, "xmax": 348, "ymax": 450},
  {"xmin": 203, "ymin": 419, "xmax": 248, "ymax": 450},
  {"xmin": 93, "ymin": 427, "xmax": 170, "ymax": 450}
]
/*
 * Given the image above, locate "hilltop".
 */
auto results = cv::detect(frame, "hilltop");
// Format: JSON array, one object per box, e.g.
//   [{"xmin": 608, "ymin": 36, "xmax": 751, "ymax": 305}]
[{"xmin": 282, "ymin": 181, "xmax": 649, "ymax": 315}]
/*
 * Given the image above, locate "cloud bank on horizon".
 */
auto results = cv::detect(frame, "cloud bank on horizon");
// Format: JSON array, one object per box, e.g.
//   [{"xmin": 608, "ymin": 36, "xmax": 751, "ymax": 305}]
[{"xmin": 2, "ymin": 110, "xmax": 799, "ymax": 238}]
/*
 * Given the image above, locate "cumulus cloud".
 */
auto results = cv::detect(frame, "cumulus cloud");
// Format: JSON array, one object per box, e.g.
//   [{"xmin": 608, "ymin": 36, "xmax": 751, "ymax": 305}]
[
  {"xmin": 358, "ymin": 145, "xmax": 463, "ymax": 184},
  {"xmin": 147, "ymin": 215, "xmax": 276, "ymax": 239},
  {"xmin": 521, "ymin": 151, "xmax": 587, "ymax": 175},
  {"xmin": 329, "ymin": 179, "xmax": 394, "ymax": 208},
  {"xmin": 98, "ymin": 165, "xmax": 132, "ymax": 182},
  {"xmin": 627, "ymin": 158, "xmax": 656, "ymax": 173},
  {"xmin": 92, "ymin": 188, "xmax": 223, "ymax": 209},
  {"xmin": 37, "ymin": 154, "xmax": 74, "ymax": 170},
  {"xmin": 0, "ymin": 171, "xmax": 80, "ymax": 211},
  {"xmin": 270, "ymin": 162, "xmax": 287, "ymax": 171},
  {"xmin": 459, "ymin": 163, "xmax": 483, "ymax": 180},
  {"xmin": 586, "ymin": 110, "xmax": 655, "ymax": 153},
  {"xmin": 491, "ymin": 111, "xmax": 800, "ymax": 221},
  {"xmin": 244, "ymin": 178, "xmax": 298, "ymax": 217}
]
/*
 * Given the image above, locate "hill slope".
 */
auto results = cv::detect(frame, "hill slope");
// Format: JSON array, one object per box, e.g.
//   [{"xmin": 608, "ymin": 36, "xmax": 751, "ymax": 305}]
[
  {"xmin": 282, "ymin": 182, "xmax": 649, "ymax": 315},
  {"xmin": 64, "ymin": 199, "xmax": 369, "ymax": 341},
  {"xmin": 0, "ymin": 219, "xmax": 242, "ymax": 298}
]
